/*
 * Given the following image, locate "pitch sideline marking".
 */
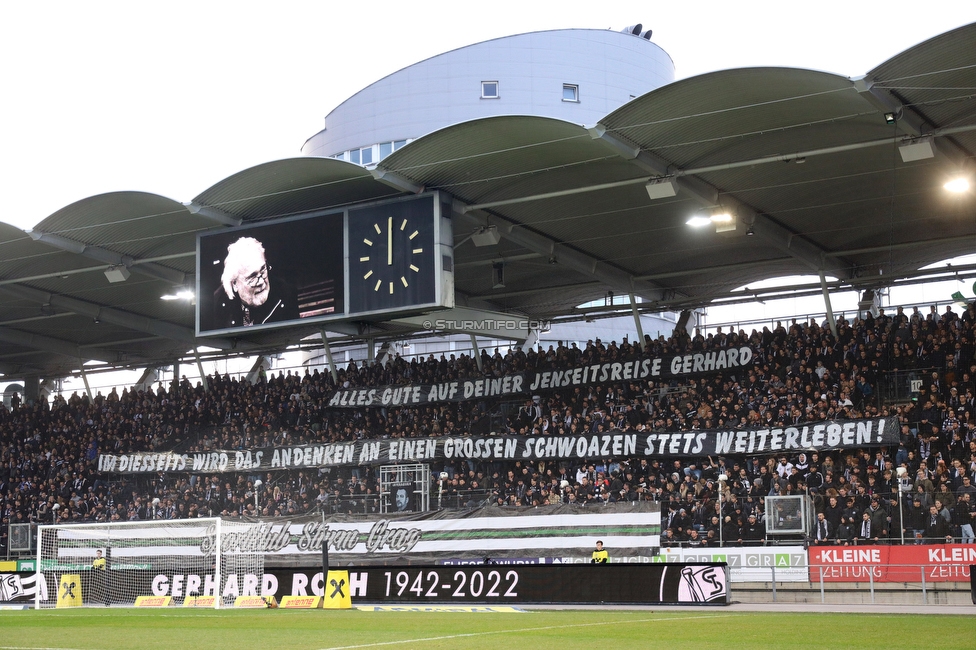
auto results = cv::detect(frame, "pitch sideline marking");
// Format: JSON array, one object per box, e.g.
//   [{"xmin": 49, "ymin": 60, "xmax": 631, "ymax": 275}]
[
  {"xmin": 318, "ymin": 613, "xmax": 734, "ymax": 650},
  {"xmin": 0, "ymin": 647, "xmax": 92, "ymax": 650}
]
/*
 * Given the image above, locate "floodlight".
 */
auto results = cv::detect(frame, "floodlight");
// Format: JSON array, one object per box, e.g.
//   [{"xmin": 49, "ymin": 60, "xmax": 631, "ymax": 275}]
[
  {"xmin": 686, "ymin": 215, "xmax": 711, "ymax": 228},
  {"xmin": 104, "ymin": 266, "xmax": 130, "ymax": 283},
  {"xmin": 898, "ymin": 138, "xmax": 935, "ymax": 163},
  {"xmin": 944, "ymin": 178, "xmax": 970, "ymax": 193},
  {"xmin": 161, "ymin": 290, "xmax": 195, "ymax": 301},
  {"xmin": 710, "ymin": 211, "xmax": 737, "ymax": 233},
  {"xmin": 471, "ymin": 225, "xmax": 501, "ymax": 247},
  {"xmin": 645, "ymin": 178, "xmax": 678, "ymax": 200}
]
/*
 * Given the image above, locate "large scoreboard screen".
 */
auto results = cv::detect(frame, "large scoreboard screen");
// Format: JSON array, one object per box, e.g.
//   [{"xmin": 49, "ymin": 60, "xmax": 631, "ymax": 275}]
[{"xmin": 196, "ymin": 192, "xmax": 454, "ymax": 336}]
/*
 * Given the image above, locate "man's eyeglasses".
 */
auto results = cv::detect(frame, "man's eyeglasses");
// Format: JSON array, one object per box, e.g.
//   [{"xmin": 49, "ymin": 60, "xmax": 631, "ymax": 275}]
[{"xmin": 241, "ymin": 264, "xmax": 270, "ymax": 287}]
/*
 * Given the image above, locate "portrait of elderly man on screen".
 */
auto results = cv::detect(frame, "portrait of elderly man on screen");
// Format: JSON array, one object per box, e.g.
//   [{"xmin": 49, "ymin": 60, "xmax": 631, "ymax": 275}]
[{"xmin": 213, "ymin": 237, "xmax": 298, "ymax": 329}]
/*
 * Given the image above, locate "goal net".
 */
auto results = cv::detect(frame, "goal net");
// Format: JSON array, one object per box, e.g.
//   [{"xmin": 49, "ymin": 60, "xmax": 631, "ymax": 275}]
[{"xmin": 35, "ymin": 518, "xmax": 265, "ymax": 608}]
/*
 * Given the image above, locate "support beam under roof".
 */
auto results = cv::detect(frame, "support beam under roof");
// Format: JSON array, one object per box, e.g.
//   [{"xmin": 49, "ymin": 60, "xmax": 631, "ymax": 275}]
[
  {"xmin": 0, "ymin": 284, "xmax": 246, "ymax": 352},
  {"xmin": 451, "ymin": 202, "xmax": 672, "ymax": 304},
  {"xmin": 28, "ymin": 230, "xmax": 189, "ymax": 285},
  {"xmin": 852, "ymin": 75, "xmax": 972, "ymax": 167},
  {"xmin": 370, "ymin": 169, "xmax": 425, "ymax": 194},
  {"xmin": 368, "ymin": 163, "xmax": 676, "ymax": 305},
  {"xmin": 587, "ymin": 124, "xmax": 853, "ymax": 280},
  {"xmin": 183, "ymin": 202, "xmax": 243, "ymax": 227},
  {"xmin": 0, "ymin": 325, "xmax": 127, "ymax": 364}
]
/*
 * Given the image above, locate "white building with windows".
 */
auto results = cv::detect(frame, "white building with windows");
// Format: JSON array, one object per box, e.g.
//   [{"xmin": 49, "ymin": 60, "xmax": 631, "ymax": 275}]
[{"xmin": 302, "ymin": 26, "xmax": 674, "ymax": 166}]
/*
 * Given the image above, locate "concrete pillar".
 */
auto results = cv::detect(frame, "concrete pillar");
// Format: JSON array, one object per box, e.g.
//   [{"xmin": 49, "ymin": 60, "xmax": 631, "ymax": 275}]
[
  {"xmin": 470, "ymin": 335, "xmax": 482, "ymax": 371},
  {"xmin": 629, "ymin": 292, "xmax": 645, "ymax": 350},
  {"xmin": 321, "ymin": 330, "xmax": 339, "ymax": 383},
  {"xmin": 819, "ymin": 271, "xmax": 839, "ymax": 339},
  {"xmin": 22, "ymin": 374, "xmax": 39, "ymax": 404}
]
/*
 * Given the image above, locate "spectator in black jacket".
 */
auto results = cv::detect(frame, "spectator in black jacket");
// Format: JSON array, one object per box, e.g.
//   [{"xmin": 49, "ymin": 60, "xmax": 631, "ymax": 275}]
[{"xmin": 923, "ymin": 504, "xmax": 951, "ymax": 543}]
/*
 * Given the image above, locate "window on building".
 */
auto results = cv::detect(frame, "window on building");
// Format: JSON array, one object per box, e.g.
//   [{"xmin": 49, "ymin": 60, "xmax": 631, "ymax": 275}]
[
  {"xmin": 394, "ymin": 140, "xmax": 406, "ymax": 150},
  {"xmin": 349, "ymin": 149, "xmax": 360, "ymax": 164},
  {"xmin": 379, "ymin": 142, "xmax": 393, "ymax": 160},
  {"xmin": 481, "ymin": 81, "xmax": 498, "ymax": 99},
  {"xmin": 360, "ymin": 146, "xmax": 373, "ymax": 165},
  {"xmin": 562, "ymin": 84, "xmax": 579, "ymax": 102}
]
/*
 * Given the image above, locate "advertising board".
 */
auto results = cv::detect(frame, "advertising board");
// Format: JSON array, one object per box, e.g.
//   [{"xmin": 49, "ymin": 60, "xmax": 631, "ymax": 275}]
[
  {"xmin": 808, "ymin": 544, "xmax": 976, "ymax": 582},
  {"xmin": 654, "ymin": 546, "xmax": 808, "ymax": 582}
]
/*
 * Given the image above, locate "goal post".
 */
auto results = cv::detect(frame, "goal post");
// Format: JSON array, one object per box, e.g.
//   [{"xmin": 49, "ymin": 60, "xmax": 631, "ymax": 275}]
[{"xmin": 35, "ymin": 518, "xmax": 264, "ymax": 609}]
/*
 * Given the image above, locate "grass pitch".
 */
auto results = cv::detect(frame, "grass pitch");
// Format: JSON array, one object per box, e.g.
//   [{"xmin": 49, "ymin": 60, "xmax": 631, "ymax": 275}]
[{"xmin": 0, "ymin": 608, "xmax": 973, "ymax": 650}]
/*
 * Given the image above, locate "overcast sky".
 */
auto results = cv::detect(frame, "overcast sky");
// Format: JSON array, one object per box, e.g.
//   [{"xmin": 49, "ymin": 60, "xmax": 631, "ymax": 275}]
[{"xmin": 2, "ymin": 1, "xmax": 975, "ymax": 232}]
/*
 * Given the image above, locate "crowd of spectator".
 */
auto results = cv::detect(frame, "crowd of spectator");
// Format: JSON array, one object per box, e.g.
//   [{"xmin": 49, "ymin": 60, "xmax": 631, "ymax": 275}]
[{"xmin": 1, "ymin": 301, "xmax": 975, "ymax": 554}]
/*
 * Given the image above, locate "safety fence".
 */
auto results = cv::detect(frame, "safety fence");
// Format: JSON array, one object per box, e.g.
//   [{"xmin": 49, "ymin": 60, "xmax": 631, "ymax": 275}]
[{"xmin": 732, "ymin": 564, "xmax": 974, "ymax": 605}]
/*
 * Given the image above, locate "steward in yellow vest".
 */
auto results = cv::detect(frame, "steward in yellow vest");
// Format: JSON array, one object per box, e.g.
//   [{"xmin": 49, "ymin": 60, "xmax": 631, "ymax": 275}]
[{"xmin": 591, "ymin": 540, "xmax": 608, "ymax": 563}]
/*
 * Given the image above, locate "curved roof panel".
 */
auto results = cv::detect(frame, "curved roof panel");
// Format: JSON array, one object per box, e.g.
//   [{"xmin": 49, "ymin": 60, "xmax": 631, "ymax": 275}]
[
  {"xmin": 192, "ymin": 157, "xmax": 395, "ymax": 222},
  {"xmin": 380, "ymin": 115, "xmax": 637, "ymax": 203},
  {"xmin": 868, "ymin": 22, "xmax": 976, "ymax": 157},
  {"xmin": 602, "ymin": 68, "xmax": 888, "ymax": 168},
  {"xmin": 34, "ymin": 192, "xmax": 195, "ymax": 260}
]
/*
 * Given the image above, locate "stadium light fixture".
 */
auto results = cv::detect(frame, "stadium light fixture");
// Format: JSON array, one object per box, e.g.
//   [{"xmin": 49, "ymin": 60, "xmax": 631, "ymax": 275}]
[
  {"xmin": 944, "ymin": 177, "xmax": 970, "ymax": 193},
  {"xmin": 884, "ymin": 112, "xmax": 897, "ymax": 124},
  {"xmin": 470, "ymin": 225, "xmax": 501, "ymax": 247},
  {"xmin": 645, "ymin": 178, "xmax": 678, "ymax": 200},
  {"xmin": 711, "ymin": 211, "xmax": 737, "ymax": 233},
  {"xmin": 688, "ymin": 208, "xmax": 738, "ymax": 233},
  {"xmin": 898, "ymin": 137, "xmax": 935, "ymax": 163},
  {"xmin": 103, "ymin": 265, "xmax": 130, "ymax": 283},
  {"xmin": 161, "ymin": 290, "xmax": 195, "ymax": 301}
]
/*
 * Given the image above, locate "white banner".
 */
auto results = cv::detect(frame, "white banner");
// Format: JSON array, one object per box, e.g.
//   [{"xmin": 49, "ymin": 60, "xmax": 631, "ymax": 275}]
[
  {"xmin": 51, "ymin": 510, "xmax": 661, "ymax": 562},
  {"xmin": 98, "ymin": 417, "xmax": 899, "ymax": 475},
  {"xmin": 653, "ymin": 546, "xmax": 808, "ymax": 582}
]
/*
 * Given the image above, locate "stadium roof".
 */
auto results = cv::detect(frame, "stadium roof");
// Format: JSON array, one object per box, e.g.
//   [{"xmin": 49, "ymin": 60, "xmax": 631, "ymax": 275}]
[{"xmin": 0, "ymin": 23, "xmax": 974, "ymax": 378}]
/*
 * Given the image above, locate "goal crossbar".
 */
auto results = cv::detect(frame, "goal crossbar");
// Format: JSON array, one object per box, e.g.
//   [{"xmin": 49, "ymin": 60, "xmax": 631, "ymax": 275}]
[{"xmin": 35, "ymin": 518, "xmax": 264, "ymax": 609}]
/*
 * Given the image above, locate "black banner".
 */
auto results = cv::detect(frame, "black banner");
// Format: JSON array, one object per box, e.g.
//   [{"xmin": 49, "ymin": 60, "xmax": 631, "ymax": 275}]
[
  {"xmin": 327, "ymin": 346, "xmax": 755, "ymax": 407},
  {"xmin": 40, "ymin": 564, "xmax": 727, "ymax": 606},
  {"xmin": 337, "ymin": 563, "xmax": 728, "ymax": 605},
  {"xmin": 97, "ymin": 416, "xmax": 898, "ymax": 475}
]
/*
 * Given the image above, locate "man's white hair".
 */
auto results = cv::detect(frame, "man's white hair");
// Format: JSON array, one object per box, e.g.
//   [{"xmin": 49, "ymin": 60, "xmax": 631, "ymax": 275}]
[{"xmin": 221, "ymin": 237, "xmax": 265, "ymax": 299}]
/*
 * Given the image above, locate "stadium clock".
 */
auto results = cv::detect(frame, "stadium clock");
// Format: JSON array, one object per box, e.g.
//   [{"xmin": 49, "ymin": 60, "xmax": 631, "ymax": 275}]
[
  {"xmin": 347, "ymin": 195, "xmax": 437, "ymax": 314},
  {"xmin": 357, "ymin": 215, "xmax": 425, "ymax": 297}
]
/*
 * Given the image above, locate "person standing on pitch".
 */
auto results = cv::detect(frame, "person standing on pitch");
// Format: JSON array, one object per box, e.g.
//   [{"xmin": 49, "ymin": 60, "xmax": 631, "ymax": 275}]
[
  {"xmin": 591, "ymin": 540, "xmax": 608, "ymax": 563},
  {"xmin": 92, "ymin": 549, "xmax": 109, "ymax": 606}
]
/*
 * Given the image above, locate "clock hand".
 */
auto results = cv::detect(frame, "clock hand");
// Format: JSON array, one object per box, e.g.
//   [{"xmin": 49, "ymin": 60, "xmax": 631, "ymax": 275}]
[{"xmin": 387, "ymin": 217, "xmax": 393, "ymax": 266}]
